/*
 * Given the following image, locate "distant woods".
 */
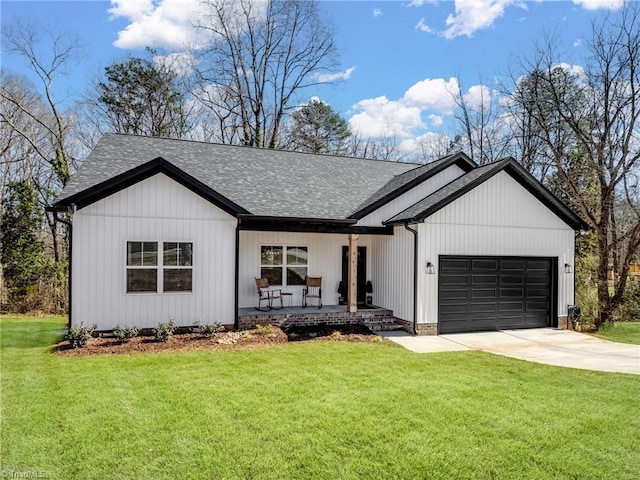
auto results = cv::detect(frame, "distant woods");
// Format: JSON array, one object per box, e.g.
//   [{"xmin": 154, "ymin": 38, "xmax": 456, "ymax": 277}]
[{"xmin": 1, "ymin": 0, "xmax": 639, "ymax": 325}]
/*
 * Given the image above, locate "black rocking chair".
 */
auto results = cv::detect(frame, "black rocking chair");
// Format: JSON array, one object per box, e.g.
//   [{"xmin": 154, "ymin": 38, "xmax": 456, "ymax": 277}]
[
  {"xmin": 255, "ymin": 277, "xmax": 283, "ymax": 311},
  {"xmin": 302, "ymin": 276, "xmax": 322, "ymax": 309}
]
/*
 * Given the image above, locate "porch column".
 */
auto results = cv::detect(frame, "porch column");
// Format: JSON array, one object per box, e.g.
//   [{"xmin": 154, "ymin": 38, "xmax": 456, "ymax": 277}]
[{"xmin": 347, "ymin": 233, "xmax": 358, "ymax": 313}]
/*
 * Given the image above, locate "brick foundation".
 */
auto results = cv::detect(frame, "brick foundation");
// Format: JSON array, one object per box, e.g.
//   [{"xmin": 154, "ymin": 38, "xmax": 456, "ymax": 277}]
[
  {"xmin": 557, "ymin": 315, "xmax": 572, "ymax": 330},
  {"xmin": 238, "ymin": 309, "xmax": 394, "ymax": 330},
  {"xmin": 390, "ymin": 320, "xmax": 438, "ymax": 335},
  {"xmin": 415, "ymin": 323, "xmax": 438, "ymax": 336}
]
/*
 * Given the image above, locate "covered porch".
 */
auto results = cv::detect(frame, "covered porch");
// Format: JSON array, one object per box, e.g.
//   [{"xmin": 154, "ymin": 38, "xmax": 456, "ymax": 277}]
[
  {"xmin": 238, "ymin": 230, "xmax": 386, "ymax": 310},
  {"xmin": 236, "ymin": 219, "xmax": 414, "ymax": 332}
]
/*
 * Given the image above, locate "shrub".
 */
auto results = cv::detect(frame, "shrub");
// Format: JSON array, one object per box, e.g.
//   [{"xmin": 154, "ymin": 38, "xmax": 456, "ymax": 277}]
[
  {"xmin": 153, "ymin": 319, "xmax": 177, "ymax": 342},
  {"xmin": 113, "ymin": 324, "xmax": 140, "ymax": 343},
  {"xmin": 194, "ymin": 320, "xmax": 225, "ymax": 338},
  {"xmin": 575, "ymin": 245, "xmax": 598, "ymax": 329},
  {"xmin": 65, "ymin": 323, "xmax": 95, "ymax": 348},
  {"xmin": 254, "ymin": 324, "xmax": 277, "ymax": 335},
  {"xmin": 617, "ymin": 277, "xmax": 640, "ymax": 322}
]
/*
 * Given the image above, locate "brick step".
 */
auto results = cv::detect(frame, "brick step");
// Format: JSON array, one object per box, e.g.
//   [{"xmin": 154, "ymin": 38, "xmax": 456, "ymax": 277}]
[{"xmin": 364, "ymin": 318, "xmax": 406, "ymax": 331}]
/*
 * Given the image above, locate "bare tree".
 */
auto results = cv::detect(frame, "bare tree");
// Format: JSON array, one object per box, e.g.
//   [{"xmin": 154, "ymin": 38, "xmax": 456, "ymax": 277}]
[
  {"xmin": 1, "ymin": 23, "xmax": 81, "ymax": 188},
  {"xmin": 1, "ymin": 22, "xmax": 82, "ymax": 312},
  {"xmin": 449, "ymin": 78, "xmax": 507, "ymax": 164},
  {"xmin": 191, "ymin": 0, "xmax": 338, "ymax": 148},
  {"xmin": 347, "ymin": 130, "xmax": 407, "ymax": 162},
  {"xmin": 506, "ymin": 5, "xmax": 640, "ymax": 327},
  {"xmin": 413, "ymin": 133, "xmax": 456, "ymax": 164}
]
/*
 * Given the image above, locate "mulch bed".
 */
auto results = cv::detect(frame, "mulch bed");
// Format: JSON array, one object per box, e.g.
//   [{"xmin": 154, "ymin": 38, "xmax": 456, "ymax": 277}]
[
  {"xmin": 53, "ymin": 324, "xmax": 381, "ymax": 356},
  {"xmin": 284, "ymin": 323, "xmax": 379, "ymax": 342}
]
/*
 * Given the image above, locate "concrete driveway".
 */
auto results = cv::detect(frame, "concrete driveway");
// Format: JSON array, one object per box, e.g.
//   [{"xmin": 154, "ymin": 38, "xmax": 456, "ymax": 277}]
[{"xmin": 380, "ymin": 328, "xmax": 640, "ymax": 375}]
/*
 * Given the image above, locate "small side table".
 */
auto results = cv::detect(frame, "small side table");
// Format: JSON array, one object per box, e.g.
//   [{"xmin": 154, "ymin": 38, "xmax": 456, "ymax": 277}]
[{"xmin": 281, "ymin": 292, "xmax": 293, "ymax": 307}]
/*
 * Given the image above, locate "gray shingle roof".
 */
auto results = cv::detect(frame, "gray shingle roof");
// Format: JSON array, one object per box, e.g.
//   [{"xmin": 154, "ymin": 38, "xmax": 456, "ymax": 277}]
[
  {"xmin": 55, "ymin": 134, "xmax": 588, "ymax": 231},
  {"xmin": 56, "ymin": 134, "xmax": 416, "ymax": 219}
]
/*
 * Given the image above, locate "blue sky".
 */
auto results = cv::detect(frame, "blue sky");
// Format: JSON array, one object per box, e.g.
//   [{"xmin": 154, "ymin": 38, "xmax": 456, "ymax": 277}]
[{"xmin": 1, "ymin": 0, "xmax": 624, "ymax": 150}]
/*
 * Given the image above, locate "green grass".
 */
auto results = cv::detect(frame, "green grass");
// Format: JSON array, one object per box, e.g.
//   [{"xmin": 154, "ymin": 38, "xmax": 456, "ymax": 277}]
[
  {"xmin": 2, "ymin": 316, "xmax": 640, "ymax": 480},
  {"xmin": 592, "ymin": 321, "xmax": 640, "ymax": 345}
]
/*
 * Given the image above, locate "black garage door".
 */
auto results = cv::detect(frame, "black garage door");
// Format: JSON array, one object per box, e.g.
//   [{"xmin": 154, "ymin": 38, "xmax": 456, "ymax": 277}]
[{"xmin": 438, "ymin": 256, "xmax": 554, "ymax": 334}]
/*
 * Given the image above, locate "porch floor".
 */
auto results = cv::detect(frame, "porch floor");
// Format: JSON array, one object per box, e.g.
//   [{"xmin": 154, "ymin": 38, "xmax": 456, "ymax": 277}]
[{"xmin": 237, "ymin": 304, "xmax": 403, "ymax": 331}]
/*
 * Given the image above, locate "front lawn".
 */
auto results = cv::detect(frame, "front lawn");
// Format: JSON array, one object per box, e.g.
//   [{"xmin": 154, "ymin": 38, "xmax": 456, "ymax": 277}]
[
  {"xmin": 2, "ymin": 315, "xmax": 639, "ymax": 480},
  {"xmin": 593, "ymin": 322, "xmax": 640, "ymax": 345},
  {"xmin": 592, "ymin": 322, "xmax": 640, "ymax": 345}
]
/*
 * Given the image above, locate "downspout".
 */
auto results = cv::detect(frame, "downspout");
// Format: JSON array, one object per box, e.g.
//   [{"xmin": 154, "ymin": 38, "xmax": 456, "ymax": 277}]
[
  {"xmin": 234, "ymin": 219, "xmax": 240, "ymax": 330},
  {"xmin": 53, "ymin": 205, "xmax": 74, "ymax": 330},
  {"xmin": 404, "ymin": 222, "xmax": 418, "ymax": 335}
]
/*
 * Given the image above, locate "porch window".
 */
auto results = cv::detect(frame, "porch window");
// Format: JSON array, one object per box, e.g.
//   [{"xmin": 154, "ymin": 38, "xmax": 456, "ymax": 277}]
[
  {"xmin": 126, "ymin": 241, "xmax": 158, "ymax": 292},
  {"xmin": 260, "ymin": 245, "xmax": 307, "ymax": 286},
  {"xmin": 163, "ymin": 242, "xmax": 193, "ymax": 292}
]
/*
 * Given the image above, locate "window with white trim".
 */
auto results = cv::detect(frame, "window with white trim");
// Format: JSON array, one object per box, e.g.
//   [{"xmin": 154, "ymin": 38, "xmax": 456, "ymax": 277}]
[
  {"xmin": 260, "ymin": 245, "xmax": 308, "ymax": 286},
  {"xmin": 163, "ymin": 242, "xmax": 193, "ymax": 292},
  {"xmin": 126, "ymin": 241, "xmax": 158, "ymax": 293},
  {"xmin": 126, "ymin": 241, "xmax": 193, "ymax": 293}
]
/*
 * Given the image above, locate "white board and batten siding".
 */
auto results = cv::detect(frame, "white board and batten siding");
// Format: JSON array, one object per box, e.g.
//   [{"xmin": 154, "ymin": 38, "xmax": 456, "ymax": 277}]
[
  {"xmin": 349, "ymin": 165, "xmax": 465, "ymax": 323},
  {"xmin": 369, "ymin": 226, "xmax": 414, "ymax": 323},
  {"xmin": 356, "ymin": 166, "xmax": 465, "ymax": 227},
  {"xmin": 72, "ymin": 173, "xmax": 236, "ymax": 330},
  {"xmin": 416, "ymin": 171, "xmax": 576, "ymax": 325},
  {"xmin": 238, "ymin": 232, "xmax": 373, "ymax": 308}
]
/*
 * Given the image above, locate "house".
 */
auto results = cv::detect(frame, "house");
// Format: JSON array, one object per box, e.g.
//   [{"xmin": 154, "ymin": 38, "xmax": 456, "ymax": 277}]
[{"xmin": 52, "ymin": 133, "xmax": 588, "ymax": 334}]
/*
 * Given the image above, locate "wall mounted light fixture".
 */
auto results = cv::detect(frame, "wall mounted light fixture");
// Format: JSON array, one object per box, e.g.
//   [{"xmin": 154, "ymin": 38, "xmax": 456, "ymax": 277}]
[
  {"xmin": 564, "ymin": 263, "xmax": 573, "ymax": 274},
  {"xmin": 426, "ymin": 262, "xmax": 435, "ymax": 274}
]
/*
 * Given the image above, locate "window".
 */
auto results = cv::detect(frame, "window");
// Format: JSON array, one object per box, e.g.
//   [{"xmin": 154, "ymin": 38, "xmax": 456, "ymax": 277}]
[
  {"xmin": 260, "ymin": 245, "xmax": 307, "ymax": 286},
  {"xmin": 163, "ymin": 242, "xmax": 193, "ymax": 292},
  {"xmin": 127, "ymin": 242, "xmax": 158, "ymax": 292},
  {"xmin": 126, "ymin": 241, "xmax": 193, "ymax": 293}
]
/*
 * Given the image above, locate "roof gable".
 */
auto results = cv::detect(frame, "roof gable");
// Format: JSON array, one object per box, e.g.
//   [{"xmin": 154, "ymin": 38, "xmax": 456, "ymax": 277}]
[
  {"xmin": 55, "ymin": 156, "xmax": 249, "ymax": 216},
  {"xmin": 349, "ymin": 152, "xmax": 476, "ymax": 219},
  {"xmin": 386, "ymin": 158, "xmax": 589, "ymax": 231}
]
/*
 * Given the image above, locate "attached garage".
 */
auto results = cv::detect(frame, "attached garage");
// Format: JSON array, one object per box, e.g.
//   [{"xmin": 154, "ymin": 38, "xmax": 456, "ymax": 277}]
[
  {"xmin": 438, "ymin": 256, "xmax": 556, "ymax": 334},
  {"xmin": 384, "ymin": 157, "xmax": 589, "ymax": 335}
]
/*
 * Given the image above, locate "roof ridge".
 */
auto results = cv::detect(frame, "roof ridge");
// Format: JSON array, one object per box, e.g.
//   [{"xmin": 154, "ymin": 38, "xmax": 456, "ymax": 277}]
[{"xmin": 108, "ymin": 132, "xmax": 423, "ymax": 167}]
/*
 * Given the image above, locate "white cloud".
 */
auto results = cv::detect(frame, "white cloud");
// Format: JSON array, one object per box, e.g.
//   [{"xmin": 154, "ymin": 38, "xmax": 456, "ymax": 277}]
[
  {"xmin": 572, "ymin": 0, "xmax": 623, "ymax": 10},
  {"xmin": 403, "ymin": 77, "xmax": 459, "ymax": 114},
  {"xmin": 349, "ymin": 96, "xmax": 424, "ymax": 138},
  {"xmin": 462, "ymin": 84, "xmax": 496, "ymax": 110},
  {"xmin": 555, "ymin": 62, "xmax": 587, "ymax": 81},
  {"xmin": 347, "ymin": 76, "xmax": 505, "ymax": 143},
  {"xmin": 415, "ymin": 18, "xmax": 434, "ymax": 33},
  {"xmin": 443, "ymin": 0, "xmax": 520, "ymax": 39},
  {"xmin": 428, "ymin": 114, "xmax": 443, "ymax": 126},
  {"xmin": 109, "ymin": 0, "xmax": 205, "ymax": 49},
  {"xmin": 312, "ymin": 67, "xmax": 356, "ymax": 83},
  {"xmin": 108, "ymin": 0, "xmax": 153, "ymax": 20},
  {"xmin": 348, "ymin": 77, "xmax": 462, "ymax": 139},
  {"xmin": 573, "ymin": 38, "xmax": 582, "ymax": 48},
  {"xmin": 436, "ymin": 0, "xmax": 620, "ymax": 40},
  {"xmin": 406, "ymin": 0, "xmax": 437, "ymax": 6},
  {"xmin": 373, "ymin": 8, "xmax": 382, "ymax": 18}
]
